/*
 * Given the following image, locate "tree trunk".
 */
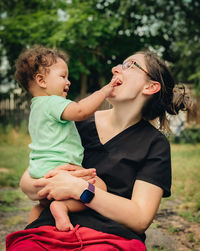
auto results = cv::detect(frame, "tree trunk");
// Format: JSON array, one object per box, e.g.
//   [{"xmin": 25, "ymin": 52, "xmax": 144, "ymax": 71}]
[
  {"xmin": 99, "ymin": 75, "xmax": 106, "ymax": 87},
  {"xmin": 80, "ymin": 73, "xmax": 87, "ymax": 98}
]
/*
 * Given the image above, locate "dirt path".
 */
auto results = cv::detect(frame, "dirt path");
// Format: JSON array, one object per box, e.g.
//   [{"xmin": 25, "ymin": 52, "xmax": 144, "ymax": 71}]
[
  {"xmin": 146, "ymin": 199, "xmax": 200, "ymax": 251},
  {"xmin": 0, "ymin": 190, "xmax": 36, "ymax": 251},
  {"xmin": 0, "ymin": 189, "xmax": 200, "ymax": 251}
]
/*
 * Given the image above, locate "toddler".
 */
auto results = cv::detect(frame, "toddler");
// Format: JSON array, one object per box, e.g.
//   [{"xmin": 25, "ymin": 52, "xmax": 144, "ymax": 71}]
[{"xmin": 15, "ymin": 46, "xmax": 116, "ymax": 231}]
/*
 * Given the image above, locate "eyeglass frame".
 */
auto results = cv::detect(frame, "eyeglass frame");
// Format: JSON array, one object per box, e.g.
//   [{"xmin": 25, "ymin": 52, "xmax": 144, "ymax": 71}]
[{"xmin": 122, "ymin": 60, "xmax": 153, "ymax": 79}]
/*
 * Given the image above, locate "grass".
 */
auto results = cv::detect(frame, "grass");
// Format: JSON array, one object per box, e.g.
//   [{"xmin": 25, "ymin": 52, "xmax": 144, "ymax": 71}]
[
  {"xmin": 167, "ymin": 225, "xmax": 181, "ymax": 234},
  {"xmin": 0, "ymin": 126, "xmax": 200, "ymax": 222},
  {"xmin": 0, "ymin": 126, "xmax": 30, "ymax": 187},
  {"xmin": 169, "ymin": 144, "xmax": 200, "ymax": 222},
  {"xmin": 0, "ymin": 144, "xmax": 30, "ymax": 187}
]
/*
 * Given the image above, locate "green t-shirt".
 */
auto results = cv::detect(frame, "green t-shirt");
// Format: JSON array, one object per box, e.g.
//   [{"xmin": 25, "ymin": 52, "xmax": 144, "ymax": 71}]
[{"xmin": 28, "ymin": 95, "xmax": 84, "ymax": 178}]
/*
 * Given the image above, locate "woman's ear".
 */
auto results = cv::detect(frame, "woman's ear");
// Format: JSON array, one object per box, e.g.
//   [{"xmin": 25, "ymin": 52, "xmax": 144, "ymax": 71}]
[
  {"xmin": 35, "ymin": 73, "xmax": 47, "ymax": 88},
  {"xmin": 142, "ymin": 81, "xmax": 161, "ymax": 95}
]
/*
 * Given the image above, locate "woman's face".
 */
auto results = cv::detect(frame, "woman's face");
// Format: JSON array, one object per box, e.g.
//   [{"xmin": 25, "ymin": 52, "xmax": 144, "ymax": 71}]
[{"xmin": 109, "ymin": 53, "xmax": 150, "ymax": 103}]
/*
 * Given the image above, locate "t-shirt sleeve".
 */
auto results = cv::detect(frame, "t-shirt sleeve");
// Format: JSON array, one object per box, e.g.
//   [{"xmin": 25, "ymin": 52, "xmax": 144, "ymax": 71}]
[
  {"xmin": 46, "ymin": 95, "xmax": 72, "ymax": 123},
  {"xmin": 136, "ymin": 134, "xmax": 172, "ymax": 197}
]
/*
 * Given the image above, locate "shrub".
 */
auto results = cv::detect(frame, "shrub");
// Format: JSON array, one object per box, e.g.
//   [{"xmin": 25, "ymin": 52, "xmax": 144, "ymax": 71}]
[
  {"xmin": 0, "ymin": 122, "xmax": 29, "ymax": 145},
  {"xmin": 171, "ymin": 126, "xmax": 200, "ymax": 144}
]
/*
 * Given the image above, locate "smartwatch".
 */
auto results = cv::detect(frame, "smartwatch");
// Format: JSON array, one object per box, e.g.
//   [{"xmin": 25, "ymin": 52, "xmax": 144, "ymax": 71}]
[{"xmin": 80, "ymin": 183, "xmax": 95, "ymax": 203}]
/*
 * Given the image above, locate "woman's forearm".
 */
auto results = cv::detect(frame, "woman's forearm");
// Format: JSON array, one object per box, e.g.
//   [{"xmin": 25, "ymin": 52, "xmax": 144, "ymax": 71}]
[
  {"xmin": 86, "ymin": 181, "xmax": 162, "ymax": 234},
  {"xmin": 36, "ymin": 174, "xmax": 162, "ymax": 234},
  {"xmin": 86, "ymin": 188, "xmax": 146, "ymax": 233},
  {"xmin": 20, "ymin": 168, "xmax": 107, "ymax": 201}
]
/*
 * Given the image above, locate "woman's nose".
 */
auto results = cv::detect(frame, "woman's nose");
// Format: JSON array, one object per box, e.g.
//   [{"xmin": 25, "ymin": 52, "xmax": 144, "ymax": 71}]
[{"xmin": 112, "ymin": 64, "xmax": 122, "ymax": 74}]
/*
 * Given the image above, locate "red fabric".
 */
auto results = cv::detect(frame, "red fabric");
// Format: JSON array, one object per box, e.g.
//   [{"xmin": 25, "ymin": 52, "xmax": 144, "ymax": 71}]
[{"xmin": 6, "ymin": 225, "xmax": 146, "ymax": 251}]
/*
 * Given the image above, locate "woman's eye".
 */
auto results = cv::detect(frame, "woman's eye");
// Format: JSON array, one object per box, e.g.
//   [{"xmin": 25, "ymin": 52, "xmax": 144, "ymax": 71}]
[
  {"xmin": 127, "ymin": 62, "xmax": 132, "ymax": 68},
  {"xmin": 124, "ymin": 61, "xmax": 132, "ymax": 69}
]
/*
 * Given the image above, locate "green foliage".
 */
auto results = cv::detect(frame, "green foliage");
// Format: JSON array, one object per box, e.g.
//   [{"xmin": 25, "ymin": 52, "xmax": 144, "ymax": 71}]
[
  {"xmin": 19, "ymin": 120, "xmax": 28, "ymax": 134},
  {"xmin": 1, "ymin": 0, "xmax": 199, "ymax": 96},
  {"xmin": 0, "ymin": 122, "xmax": 29, "ymax": 145},
  {"xmin": 171, "ymin": 127, "xmax": 200, "ymax": 144},
  {"xmin": 0, "ymin": 124, "xmax": 3, "ymax": 134}
]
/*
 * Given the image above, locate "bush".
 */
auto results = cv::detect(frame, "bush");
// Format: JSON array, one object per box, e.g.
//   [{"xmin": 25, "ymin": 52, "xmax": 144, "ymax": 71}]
[
  {"xmin": 0, "ymin": 122, "xmax": 29, "ymax": 145},
  {"xmin": 19, "ymin": 120, "xmax": 28, "ymax": 134},
  {"xmin": 171, "ymin": 127, "xmax": 200, "ymax": 144}
]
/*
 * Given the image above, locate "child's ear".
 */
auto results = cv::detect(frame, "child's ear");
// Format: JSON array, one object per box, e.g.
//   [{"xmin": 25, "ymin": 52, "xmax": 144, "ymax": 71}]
[
  {"xmin": 35, "ymin": 73, "xmax": 47, "ymax": 88},
  {"xmin": 142, "ymin": 80, "xmax": 161, "ymax": 95}
]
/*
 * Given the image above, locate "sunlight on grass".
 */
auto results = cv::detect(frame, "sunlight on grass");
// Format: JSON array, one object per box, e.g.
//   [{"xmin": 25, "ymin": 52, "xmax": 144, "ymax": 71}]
[
  {"xmin": 0, "ymin": 128, "xmax": 30, "ymax": 187},
  {"xmin": 170, "ymin": 144, "xmax": 200, "ymax": 221},
  {"xmin": 0, "ymin": 128, "xmax": 200, "ymax": 222}
]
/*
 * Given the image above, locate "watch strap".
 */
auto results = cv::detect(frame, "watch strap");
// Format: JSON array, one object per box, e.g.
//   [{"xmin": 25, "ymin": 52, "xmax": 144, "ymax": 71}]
[{"xmin": 88, "ymin": 182, "xmax": 95, "ymax": 193}]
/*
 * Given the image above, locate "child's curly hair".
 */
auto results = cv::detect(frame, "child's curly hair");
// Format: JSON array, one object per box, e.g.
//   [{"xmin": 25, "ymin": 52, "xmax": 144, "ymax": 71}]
[{"xmin": 15, "ymin": 45, "xmax": 69, "ymax": 92}]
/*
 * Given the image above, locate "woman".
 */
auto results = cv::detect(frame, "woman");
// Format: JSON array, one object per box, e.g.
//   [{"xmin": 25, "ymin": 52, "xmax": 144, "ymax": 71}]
[{"xmin": 6, "ymin": 50, "xmax": 191, "ymax": 250}]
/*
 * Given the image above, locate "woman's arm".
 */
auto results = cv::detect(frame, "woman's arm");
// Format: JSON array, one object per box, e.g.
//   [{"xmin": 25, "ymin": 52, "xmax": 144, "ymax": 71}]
[
  {"xmin": 90, "ymin": 179, "xmax": 163, "ymax": 234},
  {"xmin": 35, "ymin": 172, "xmax": 163, "ymax": 234},
  {"xmin": 20, "ymin": 165, "xmax": 106, "ymax": 201}
]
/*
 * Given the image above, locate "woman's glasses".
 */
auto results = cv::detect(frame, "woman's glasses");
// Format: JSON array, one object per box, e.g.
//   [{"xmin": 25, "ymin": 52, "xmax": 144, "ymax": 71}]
[{"xmin": 122, "ymin": 60, "xmax": 153, "ymax": 79}]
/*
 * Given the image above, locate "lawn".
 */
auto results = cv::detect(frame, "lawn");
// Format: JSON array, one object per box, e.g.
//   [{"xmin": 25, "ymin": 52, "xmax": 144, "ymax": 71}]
[
  {"xmin": 0, "ymin": 129, "xmax": 199, "ymax": 221},
  {"xmin": 170, "ymin": 144, "xmax": 200, "ymax": 221},
  {"xmin": 0, "ymin": 128, "xmax": 30, "ymax": 187}
]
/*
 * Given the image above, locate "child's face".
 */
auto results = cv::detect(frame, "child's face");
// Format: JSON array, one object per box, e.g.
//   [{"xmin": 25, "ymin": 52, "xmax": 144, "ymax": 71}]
[{"xmin": 44, "ymin": 58, "xmax": 71, "ymax": 98}]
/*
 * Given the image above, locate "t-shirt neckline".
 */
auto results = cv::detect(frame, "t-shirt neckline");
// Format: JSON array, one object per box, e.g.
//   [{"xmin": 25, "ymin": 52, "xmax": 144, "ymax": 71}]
[{"xmin": 92, "ymin": 114, "xmax": 145, "ymax": 147}]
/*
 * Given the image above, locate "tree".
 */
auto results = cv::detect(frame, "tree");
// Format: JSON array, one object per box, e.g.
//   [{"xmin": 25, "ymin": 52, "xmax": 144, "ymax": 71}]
[{"xmin": 0, "ymin": 0, "xmax": 200, "ymax": 96}]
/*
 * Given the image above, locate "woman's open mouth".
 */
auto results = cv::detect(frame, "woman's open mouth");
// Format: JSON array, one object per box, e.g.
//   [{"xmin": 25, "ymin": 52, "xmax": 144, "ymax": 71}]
[{"xmin": 113, "ymin": 78, "xmax": 122, "ymax": 87}]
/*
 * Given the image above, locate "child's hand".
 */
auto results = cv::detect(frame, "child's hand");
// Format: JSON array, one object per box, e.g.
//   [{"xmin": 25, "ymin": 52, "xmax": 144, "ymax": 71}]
[
  {"xmin": 100, "ymin": 77, "xmax": 119, "ymax": 98},
  {"xmin": 45, "ymin": 164, "xmax": 96, "ymax": 184}
]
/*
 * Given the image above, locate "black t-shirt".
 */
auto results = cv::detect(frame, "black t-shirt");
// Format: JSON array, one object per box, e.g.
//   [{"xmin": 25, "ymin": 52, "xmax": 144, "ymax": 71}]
[{"xmin": 26, "ymin": 116, "xmax": 171, "ymax": 243}]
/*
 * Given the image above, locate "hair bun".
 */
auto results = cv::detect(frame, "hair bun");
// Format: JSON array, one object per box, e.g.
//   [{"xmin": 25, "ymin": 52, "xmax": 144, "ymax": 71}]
[{"xmin": 167, "ymin": 85, "xmax": 193, "ymax": 115}]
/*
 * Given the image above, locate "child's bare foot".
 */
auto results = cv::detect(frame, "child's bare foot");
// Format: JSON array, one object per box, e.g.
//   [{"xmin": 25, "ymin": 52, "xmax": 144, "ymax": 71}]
[{"xmin": 50, "ymin": 200, "xmax": 74, "ymax": 231}]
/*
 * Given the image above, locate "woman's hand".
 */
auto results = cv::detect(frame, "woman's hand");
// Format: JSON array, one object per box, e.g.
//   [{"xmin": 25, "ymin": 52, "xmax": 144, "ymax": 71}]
[
  {"xmin": 45, "ymin": 164, "xmax": 96, "ymax": 184},
  {"xmin": 35, "ymin": 171, "xmax": 87, "ymax": 201}
]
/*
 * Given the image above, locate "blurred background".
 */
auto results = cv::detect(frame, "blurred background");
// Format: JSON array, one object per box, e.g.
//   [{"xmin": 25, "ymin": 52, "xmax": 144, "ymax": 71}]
[
  {"xmin": 0, "ymin": 0, "xmax": 200, "ymax": 250},
  {"xmin": 0, "ymin": 0, "xmax": 200, "ymax": 128}
]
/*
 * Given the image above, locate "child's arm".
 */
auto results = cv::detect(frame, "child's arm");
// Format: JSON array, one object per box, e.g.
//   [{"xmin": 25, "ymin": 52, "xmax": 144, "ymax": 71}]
[
  {"xmin": 20, "ymin": 166, "xmax": 106, "ymax": 201},
  {"xmin": 62, "ymin": 79, "xmax": 116, "ymax": 121}
]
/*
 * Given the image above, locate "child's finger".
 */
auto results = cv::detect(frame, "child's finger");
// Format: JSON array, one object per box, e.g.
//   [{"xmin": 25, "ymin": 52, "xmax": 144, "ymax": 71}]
[
  {"xmin": 88, "ymin": 178, "xmax": 96, "ymax": 184},
  {"xmin": 45, "ymin": 170, "xmax": 57, "ymax": 178},
  {"xmin": 111, "ymin": 77, "xmax": 120, "ymax": 87},
  {"xmin": 71, "ymin": 169, "xmax": 96, "ymax": 178},
  {"xmin": 56, "ymin": 164, "xmax": 76, "ymax": 171}
]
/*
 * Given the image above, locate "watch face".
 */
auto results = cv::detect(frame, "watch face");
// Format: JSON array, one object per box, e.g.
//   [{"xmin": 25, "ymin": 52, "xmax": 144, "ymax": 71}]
[{"xmin": 80, "ymin": 189, "xmax": 95, "ymax": 203}]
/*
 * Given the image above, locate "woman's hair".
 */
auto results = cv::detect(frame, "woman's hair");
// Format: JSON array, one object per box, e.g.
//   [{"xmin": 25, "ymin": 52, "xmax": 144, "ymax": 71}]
[
  {"xmin": 15, "ymin": 45, "xmax": 69, "ymax": 92},
  {"xmin": 137, "ymin": 50, "xmax": 193, "ymax": 129}
]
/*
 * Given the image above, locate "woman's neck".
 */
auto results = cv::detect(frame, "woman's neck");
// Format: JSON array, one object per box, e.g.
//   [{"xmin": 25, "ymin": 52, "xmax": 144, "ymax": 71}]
[
  {"xmin": 108, "ymin": 101, "xmax": 143, "ymax": 131},
  {"xmin": 95, "ymin": 100, "xmax": 144, "ymax": 145}
]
